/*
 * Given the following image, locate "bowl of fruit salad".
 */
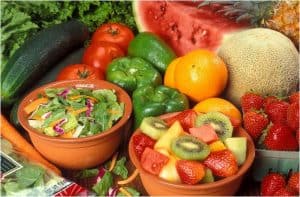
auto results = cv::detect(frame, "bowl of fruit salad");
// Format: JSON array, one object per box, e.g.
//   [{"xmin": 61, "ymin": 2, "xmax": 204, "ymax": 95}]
[
  {"xmin": 129, "ymin": 110, "xmax": 255, "ymax": 195},
  {"xmin": 18, "ymin": 79, "xmax": 132, "ymax": 170}
]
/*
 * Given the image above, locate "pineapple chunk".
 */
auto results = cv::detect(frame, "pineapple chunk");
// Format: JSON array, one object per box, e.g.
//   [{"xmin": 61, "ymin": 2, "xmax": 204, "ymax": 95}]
[
  {"xmin": 209, "ymin": 140, "xmax": 227, "ymax": 152},
  {"xmin": 159, "ymin": 156, "xmax": 181, "ymax": 183}
]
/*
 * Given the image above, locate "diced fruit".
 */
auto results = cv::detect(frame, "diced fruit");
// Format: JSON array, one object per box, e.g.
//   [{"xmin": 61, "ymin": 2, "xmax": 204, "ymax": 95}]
[
  {"xmin": 201, "ymin": 168, "xmax": 215, "ymax": 183},
  {"xmin": 287, "ymin": 172, "xmax": 299, "ymax": 194},
  {"xmin": 154, "ymin": 121, "xmax": 184, "ymax": 152},
  {"xmin": 156, "ymin": 148, "xmax": 170, "ymax": 157},
  {"xmin": 273, "ymin": 187, "xmax": 297, "ymax": 196},
  {"xmin": 260, "ymin": 172, "xmax": 286, "ymax": 196},
  {"xmin": 189, "ymin": 124, "xmax": 218, "ymax": 143},
  {"xmin": 141, "ymin": 147, "xmax": 169, "ymax": 175},
  {"xmin": 240, "ymin": 93, "xmax": 264, "ymax": 113},
  {"xmin": 164, "ymin": 109, "xmax": 197, "ymax": 132},
  {"xmin": 140, "ymin": 117, "xmax": 168, "ymax": 140},
  {"xmin": 289, "ymin": 92, "xmax": 299, "ymax": 104},
  {"xmin": 243, "ymin": 111, "xmax": 269, "ymax": 140},
  {"xmin": 263, "ymin": 124, "xmax": 298, "ymax": 151},
  {"xmin": 224, "ymin": 137, "xmax": 247, "ymax": 165},
  {"xmin": 132, "ymin": 133, "xmax": 156, "ymax": 159},
  {"xmin": 171, "ymin": 135, "xmax": 210, "ymax": 161},
  {"xmin": 204, "ymin": 149, "xmax": 238, "ymax": 177},
  {"xmin": 209, "ymin": 140, "xmax": 227, "ymax": 152},
  {"xmin": 265, "ymin": 100, "xmax": 290, "ymax": 124},
  {"xmin": 176, "ymin": 160, "xmax": 205, "ymax": 185},
  {"xmin": 287, "ymin": 102, "xmax": 299, "ymax": 131},
  {"xmin": 195, "ymin": 112, "xmax": 233, "ymax": 141},
  {"xmin": 159, "ymin": 156, "xmax": 181, "ymax": 183}
]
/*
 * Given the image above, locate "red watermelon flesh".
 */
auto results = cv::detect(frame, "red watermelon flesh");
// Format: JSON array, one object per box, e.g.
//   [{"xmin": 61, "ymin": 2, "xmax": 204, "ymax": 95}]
[{"xmin": 133, "ymin": 1, "xmax": 249, "ymax": 56}]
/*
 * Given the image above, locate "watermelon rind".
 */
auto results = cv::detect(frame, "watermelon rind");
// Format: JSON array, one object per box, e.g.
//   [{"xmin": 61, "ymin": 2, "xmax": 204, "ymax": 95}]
[{"xmin": 132, "ymin": 1, "xmax": 147, "ymax": 32}]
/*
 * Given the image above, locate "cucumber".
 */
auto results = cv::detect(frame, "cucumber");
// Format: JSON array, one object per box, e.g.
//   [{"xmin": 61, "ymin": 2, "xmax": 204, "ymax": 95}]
[
  {"xmin": 1, "ymin": 20, "xmax": 89, "ymax": 107},
  {"xmin": 9, "ymin": 48, "xmax": 84, "ymax": 131}
]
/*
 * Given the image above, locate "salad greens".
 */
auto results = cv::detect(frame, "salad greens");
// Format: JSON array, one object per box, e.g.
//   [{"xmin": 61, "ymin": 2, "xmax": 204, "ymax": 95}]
[
  {"xmin": 112, "ymin": 157, "xmax": 128, "ymax": 179},
  {"xmin": 92, "ymin": 171, "xmax": 114, "ymax": 196},
  {"xmin": 1, "ymin": 1, "xmax": 136, "ymax": 67},
  {"xmin": 27, "ymin": 87, "xmax": 124, "ymax": 138}
]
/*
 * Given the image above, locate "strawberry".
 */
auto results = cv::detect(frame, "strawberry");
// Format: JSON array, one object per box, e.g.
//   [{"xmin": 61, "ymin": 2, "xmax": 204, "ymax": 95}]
[
  {"xmin": 287, "ymin": 102, "xmax": 299, "ymax": 131},
  {"xmin": 287, "ymin": 172, "xmax": 299, "ymax": 194},
  {"xmin": 164, "ymin": 109, "xmax": 197, "ymax": 132},
  {"xmin": 260, "ymin": 172, "xmax": 286, "ymax": 196},
  {"xmin": 203, "ymin": 149, "xmax": 238, "ymax": 177},
  {"xmin": 265, "ymin": 100, "xmax": 290, "ymax": 124},
  {"xmin": 263, "ymin": 124, "xmax": 298, "ymax": 151},
  {"xmin": 273, "ymin": 187, "xmax": 297, "ymax": 196},
  {"xmin": 243, "ymin": 111, "xmax": 269, "ymax": 140},
  {"xmin": 241, "ymin": 93, "xmax": 264, "ymax": 113},
  {"xmin": 289, "ymin": 92, "xmax": 300, "ymax": 104},
  {"xmin": 132, "ymin": 133, "xmax": 156, "ymax": 159},
  {"xmin": 263, "ymin": 96, "xmax": 279, "ymax": 109},
  {"xmin": 176, "ymin": 160, "xmax": 205, "ymax": 185}
]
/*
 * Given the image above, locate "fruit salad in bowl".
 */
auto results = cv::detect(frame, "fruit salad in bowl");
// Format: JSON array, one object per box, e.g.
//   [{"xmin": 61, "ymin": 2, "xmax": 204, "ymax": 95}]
[{"xmin": 129, "ymin": 110, "xmax": 255, "ymax": 196}]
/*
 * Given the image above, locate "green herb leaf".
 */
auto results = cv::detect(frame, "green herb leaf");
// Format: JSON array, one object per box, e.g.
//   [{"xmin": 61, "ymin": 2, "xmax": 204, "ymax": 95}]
[
  {"xmin": 112, "ymin": 157, "xmax": 128, "ymax": 179},
  {"xmin": 92, "ymin": 171, "xmax": 113, "ymax": 196},
  {"xmin": 76, "ymin": 168, "xmax": 99, "ymax": 179},
  {"xmin": 16, "ymin": 164, "xmax": 45, "ymax": 188}
]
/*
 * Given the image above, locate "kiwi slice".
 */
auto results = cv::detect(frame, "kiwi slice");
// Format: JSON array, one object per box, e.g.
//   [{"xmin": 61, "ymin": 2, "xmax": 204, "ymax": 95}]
[
  {"xmin": 140, "ymin": 117, "xmax": 168, "ymax": 140},
  {"xmin": 195, "ymin": 112, "xmax": 233, "ymax": 141},
  {"xmin": 171, "ymin": 135, "xmax": 210, "ymax": 160},
  {"xmin": 201, "ymin": 168, "xmax": 215, "ymax": 183}
]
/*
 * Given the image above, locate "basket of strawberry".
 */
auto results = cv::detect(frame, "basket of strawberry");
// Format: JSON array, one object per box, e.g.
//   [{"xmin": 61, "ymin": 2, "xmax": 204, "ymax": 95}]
[{"xmin": 241, "ymin": 92, "xmax": 299, "ymax": 181}]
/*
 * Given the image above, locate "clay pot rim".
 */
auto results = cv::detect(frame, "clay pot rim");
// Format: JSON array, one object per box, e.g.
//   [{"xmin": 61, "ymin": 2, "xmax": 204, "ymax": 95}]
[
  {"xmin": 18, "ymin": 79, "xmax": 132, "ymax": 143},
  {"xmin": 129, "ymin": 121, "xmax": 255, "ymax": 190}
]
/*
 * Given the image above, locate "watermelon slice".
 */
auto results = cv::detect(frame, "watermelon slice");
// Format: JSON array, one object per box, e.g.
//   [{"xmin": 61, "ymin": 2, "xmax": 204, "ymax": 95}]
[{"xmin": 133, "ymin": 1, "xmax": 249, "ymax": 56}]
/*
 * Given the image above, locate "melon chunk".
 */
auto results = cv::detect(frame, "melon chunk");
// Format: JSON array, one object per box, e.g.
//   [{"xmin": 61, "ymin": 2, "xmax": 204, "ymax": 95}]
[
  {"xmin": 224, "ymin": 137, "xmax": 247, "ymax": 165},
  {"xmin": 189, "ymin": 124, "xmax": 218, "ymax": 143}
]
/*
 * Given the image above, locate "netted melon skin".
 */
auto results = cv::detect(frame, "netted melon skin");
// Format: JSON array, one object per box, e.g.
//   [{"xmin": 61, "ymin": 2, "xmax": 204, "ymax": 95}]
[{"xmin": 218, "ymin": 28, "xmax": 299, "ymax": 108}]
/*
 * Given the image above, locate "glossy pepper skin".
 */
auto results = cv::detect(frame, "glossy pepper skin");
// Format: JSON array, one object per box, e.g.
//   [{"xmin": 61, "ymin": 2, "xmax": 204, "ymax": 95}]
[
  {"xmin": 132, "ymin": 85, "xmax": 189, "ymax": 128},
  {"xmin": 106, "ymin": 57, "xmax": 162, "ymax": 93}
]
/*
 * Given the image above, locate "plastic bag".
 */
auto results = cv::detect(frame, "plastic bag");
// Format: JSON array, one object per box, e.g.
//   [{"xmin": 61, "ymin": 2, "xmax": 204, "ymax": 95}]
[{"xmin": 0, "ymin": 138, "xmax": 93, "ymax": 196}]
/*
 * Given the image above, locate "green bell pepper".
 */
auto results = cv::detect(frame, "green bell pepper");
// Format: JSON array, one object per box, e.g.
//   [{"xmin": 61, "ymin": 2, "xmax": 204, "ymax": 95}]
[
  {"xmin": 132, "ymin": 85, "xmax": 189, "ymax": 128},
  {"xmin": 106, "ymin": 57, "xmax": 162, "ymax": 93}
]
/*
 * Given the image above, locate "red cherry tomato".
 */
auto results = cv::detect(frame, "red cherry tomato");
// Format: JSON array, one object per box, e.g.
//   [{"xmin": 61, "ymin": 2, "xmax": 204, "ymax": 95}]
[
  {"xmin": 91, "ymin": 23, "xmax": 134, "ymax": 53},
  {"xmin": 56, "ymin": 64, "xmax": 104, "ymax": 81},
  {"xmin": 82, "ymin": 41, "xmax": 125, "ymax": 73}
]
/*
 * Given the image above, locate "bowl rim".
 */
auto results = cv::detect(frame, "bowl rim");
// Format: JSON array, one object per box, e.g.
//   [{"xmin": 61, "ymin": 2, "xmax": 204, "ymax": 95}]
[
  {"xmin": 128, "ymin": 114, "xmax": 255, "ymax": 190},
  {"xmin": 18, "ymin": 79, "xmax": 132, "ymax": 143}
]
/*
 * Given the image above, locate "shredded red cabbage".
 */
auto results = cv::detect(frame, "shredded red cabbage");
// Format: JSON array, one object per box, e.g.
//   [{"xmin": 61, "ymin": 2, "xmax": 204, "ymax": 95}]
[
  {"xmin": 108, "ymin": 186, "xmax": 119, "ymax": 197},
  {"xmin": 58, "ymin": 88, "xmax": 70, "ymax": 99},
  {"xmin": 86, "ymin": 99, "xmax": 94, "ymax": 117},
  {"xmin": 41, "ymin": 111, "xmax": 52, "ymax": 119},
  {"xmin": 53, "ymin": 118, "xmax": 68, "ymax": 135}
]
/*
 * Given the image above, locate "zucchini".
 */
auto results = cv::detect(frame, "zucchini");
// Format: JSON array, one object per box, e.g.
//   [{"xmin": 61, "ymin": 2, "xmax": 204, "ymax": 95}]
[{"xmin": 1, "ymin": 20, "xmax": 89, "ymax": 107}]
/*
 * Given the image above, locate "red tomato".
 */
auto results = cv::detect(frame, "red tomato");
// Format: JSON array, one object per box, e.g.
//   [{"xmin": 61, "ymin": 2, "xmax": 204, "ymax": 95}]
[
  {"xmin": 141, "ymin": 147, "xmax": 169, "ymax": 175},
  {"xmin": 82, "ymin": 41, "xmax": 125, "ymax": 73},
  {"xmin": 56, "ymin": 64, "xmax": 104, "ymax": 81},
  {"xmin": 91, "ymin": 23, "xmax": 134, "ymax": 53}
]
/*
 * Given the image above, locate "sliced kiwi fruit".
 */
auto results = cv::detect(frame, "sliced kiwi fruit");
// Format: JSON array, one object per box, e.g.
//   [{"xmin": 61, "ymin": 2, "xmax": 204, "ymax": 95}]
[
  {"xmin": 195, "ymin": 112, "xmax": 233, "ymax": 141},
  {"xmin": 171, "ymin": 135, "xmax": 210, "ymax": 160},
  {"xmin": 201, "ymin": 168, "xmax": 215, "ymax": 183},
  {"xmin": 140, "ymin": 117, "xmax": 169, "ymax": 140}
]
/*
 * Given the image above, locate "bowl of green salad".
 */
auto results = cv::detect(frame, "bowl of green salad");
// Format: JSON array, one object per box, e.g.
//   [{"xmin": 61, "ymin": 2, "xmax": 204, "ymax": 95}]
[{"xmin": 18, "ymin": 79, "xmax": 132, "ymax": 170}]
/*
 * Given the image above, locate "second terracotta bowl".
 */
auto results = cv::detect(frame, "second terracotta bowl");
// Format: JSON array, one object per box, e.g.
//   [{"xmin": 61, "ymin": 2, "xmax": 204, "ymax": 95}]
[
  {"xmin": 128, "ymin": 113, "xmax": 255, "ymax": 196},
  {"xmin": 18, "ymin": 80, "xmax": 132, "ymax": 170}
]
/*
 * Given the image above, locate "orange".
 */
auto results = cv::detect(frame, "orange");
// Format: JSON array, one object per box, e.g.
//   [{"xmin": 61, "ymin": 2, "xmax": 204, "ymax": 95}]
[
  {"xmin": 164, "ymin": 57, "xmax": 182, "ymax": 88},
  {"xmin": 193, "ymin": 97, "xmax": 242, "ymax": 122},
  {"xmin": 174, "ymin": 50, "xmax": 228, "ymax": 102}
]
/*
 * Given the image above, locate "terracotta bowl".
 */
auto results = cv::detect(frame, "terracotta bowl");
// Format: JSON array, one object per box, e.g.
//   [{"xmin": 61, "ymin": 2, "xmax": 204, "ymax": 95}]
[
  {"xmin": 18, "ymin": 80, "xmax": 132, "ymax": 170},
  {"xmin": 128, "ymin": 113, "xmax": 255, "ymax": 196}
]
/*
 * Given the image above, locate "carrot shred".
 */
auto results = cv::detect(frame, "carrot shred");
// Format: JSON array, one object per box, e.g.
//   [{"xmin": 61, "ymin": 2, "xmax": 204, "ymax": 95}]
[
  {"xmin": 24, "ymin": 97, "xmax": 48, "ymax": 115},
  {"xmin": 0, "ymin": 114, "xmax": 61, "ymax": 175},
  {"xmin": 69, "ymin": 95, "xmax": 97, "ymax": 102},
  {"xmin": 71, "ymin": 107, "xmax": 88, "ymax": 115},
  {"xmin": 60, "ymin": 131, "xmax": 74, "ymax": 138},
  {"xmin": 119, "ymin": 187, "xmax": 132, "ymax": 197},
  {"xmin": 109, "ymin": 152, "xmax": 119, "ymax": 171},
  {"xmin": 117, "ymin": 169, "xmax": 139, "ymax": 185}
]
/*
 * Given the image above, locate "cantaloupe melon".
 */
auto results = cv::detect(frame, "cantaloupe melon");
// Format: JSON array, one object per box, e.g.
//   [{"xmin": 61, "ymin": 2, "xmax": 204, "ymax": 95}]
[{"xmin": 218, "ymin": 28, "xmax": 299, "ymax": 107}]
